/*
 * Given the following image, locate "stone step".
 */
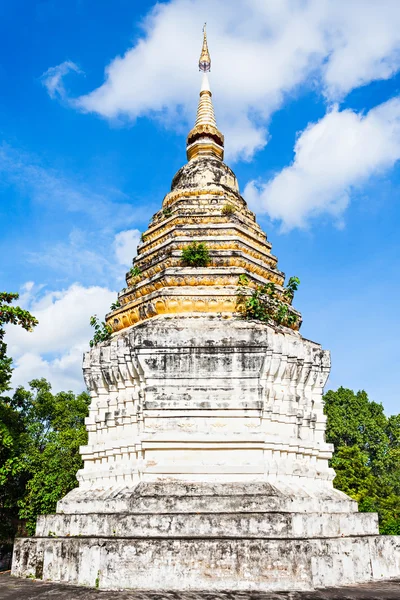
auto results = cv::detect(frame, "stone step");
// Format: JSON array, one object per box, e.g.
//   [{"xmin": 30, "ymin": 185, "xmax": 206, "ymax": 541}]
[
  {"xmin": 12, "ymin": 535, "xmax": 400, "ymax": 591},
  {"xmin": 57, "ymin": 482, "xmax": 358, "ymax": 515},
  {"xmin": 36, "ymin": 511, "xmax": 378, "ymax": 539}
]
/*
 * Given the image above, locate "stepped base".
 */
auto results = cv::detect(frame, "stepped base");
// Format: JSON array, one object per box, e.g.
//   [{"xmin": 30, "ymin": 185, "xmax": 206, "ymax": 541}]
[
  {"xmin": 11, "ymin": 483, "xmax": 400, "ymax": 591},
  {"xmin": 12, "ymin": 535, "xmax": 400, "ymax": 591}
]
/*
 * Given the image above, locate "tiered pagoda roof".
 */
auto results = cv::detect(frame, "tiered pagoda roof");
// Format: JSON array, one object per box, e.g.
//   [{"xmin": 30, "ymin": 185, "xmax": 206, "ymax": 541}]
[{"xmin": 107, "ymin": 27, "xmax": 300, "ymax": 333}]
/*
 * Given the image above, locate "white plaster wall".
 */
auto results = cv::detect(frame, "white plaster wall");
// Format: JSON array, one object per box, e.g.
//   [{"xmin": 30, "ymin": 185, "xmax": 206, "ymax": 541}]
[{"xmin": 76, "ymin": 316, "xmax": 334, "ymax": 491}]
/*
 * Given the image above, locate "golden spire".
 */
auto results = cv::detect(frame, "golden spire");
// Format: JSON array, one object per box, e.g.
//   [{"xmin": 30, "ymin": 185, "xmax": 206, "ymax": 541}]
[
  {"xmin": 187, "ymin": 25, "xmax": 224, "ymax": 161},
  {"xmin": 199, "ymin": 23, "xmax": 211, "ymax": 72}
]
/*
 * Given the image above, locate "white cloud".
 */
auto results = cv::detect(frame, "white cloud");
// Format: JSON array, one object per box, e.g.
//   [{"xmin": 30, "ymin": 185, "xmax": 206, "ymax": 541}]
[
  {"xmin": 114, "ymin": 229, "xmax": 141, "ymax": 267},
  {"xmin": 245, "ymin": 97, "xmax": 400, "ymax": 230},
  {"xmin": 6, "ymin": 283, "xmax": 116, "ymax": 393},
  {"xmin": 45, "ymin": 0, "xmax": 400, "ymax": 160},
  {"xmin": 41, "ymin": 60, "xmax": 82, "ymax": 100}
]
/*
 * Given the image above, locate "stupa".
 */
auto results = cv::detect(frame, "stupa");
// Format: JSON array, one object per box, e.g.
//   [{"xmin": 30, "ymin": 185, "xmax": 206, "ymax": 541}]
[{"xmin": 12, "ymin": 27, "xmax": 400, "ymax": 592}]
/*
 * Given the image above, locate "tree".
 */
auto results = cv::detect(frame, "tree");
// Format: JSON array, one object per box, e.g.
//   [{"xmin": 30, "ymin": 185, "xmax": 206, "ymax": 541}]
[
  {"xmin": 0, "ymin": 292, "xmax": 37, "ymax": 540},
  {"xmin": 0, "ymin": 291, "xmax": 90, "ymax": 539},
  {"xmin": 0, "ymin": 292, "xmax": 38, "ymax": 338},
  {"xmin": 16, "ymin": 379, "xmax": 90, "ymax": 534},
  {"xmin": 324, "ymin": 387, "xmax": 400, "ymax": 533},
  {"xmin": 0, "ymin": 292, "xmax": 38, "ymax": 396}
]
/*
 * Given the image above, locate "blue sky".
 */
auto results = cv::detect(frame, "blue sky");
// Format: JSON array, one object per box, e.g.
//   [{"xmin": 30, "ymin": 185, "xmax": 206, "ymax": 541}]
[{"xmin": 1, "ymin": 0, "xmax": 400, "ymax": 415}]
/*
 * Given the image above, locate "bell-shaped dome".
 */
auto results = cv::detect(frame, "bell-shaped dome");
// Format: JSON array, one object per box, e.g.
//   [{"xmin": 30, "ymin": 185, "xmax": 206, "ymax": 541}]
[{"xmin": 171, "ymin": 157, "xmax": 239, "ymax": 194}]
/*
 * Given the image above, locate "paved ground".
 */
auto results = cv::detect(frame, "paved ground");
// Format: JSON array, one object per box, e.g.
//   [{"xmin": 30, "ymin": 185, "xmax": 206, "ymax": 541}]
[{"xmin": 1, "ymin": 574, "xmax": 400, "ymax": 600}]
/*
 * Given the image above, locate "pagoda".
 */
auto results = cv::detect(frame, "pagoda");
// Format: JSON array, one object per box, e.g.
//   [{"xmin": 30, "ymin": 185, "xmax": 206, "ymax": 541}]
[{"xmin": 12, "ymin": 27, "xmax": 400, "ymax": 592}]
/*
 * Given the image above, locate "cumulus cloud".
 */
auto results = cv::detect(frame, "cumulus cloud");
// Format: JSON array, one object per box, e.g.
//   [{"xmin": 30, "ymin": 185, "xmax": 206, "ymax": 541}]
[
  {"xmin": 245, "ymin": 97, "xmax": 400, "ymax": 230},
  {"xmin": 6, "ymin": 283, "xmax": 116, "ymax": 393},
  {"xmin": 114, "ymin": 229, "xmax": 141, "ymax": 267},
  {"xmin": 44, "ymin": 0, "xmax": 400, "ymax": 160},
  {"xmin": 41, "ymin": 60, "xmax": 82, "ymax": 100}
]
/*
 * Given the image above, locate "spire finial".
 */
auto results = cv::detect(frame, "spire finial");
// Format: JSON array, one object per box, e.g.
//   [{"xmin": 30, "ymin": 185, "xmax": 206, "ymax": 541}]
[
  {"xmin": 187, "ymin": 26, "xmax": 224, "ymax": 161},
  {"xmin": 199, "ymin": 23, "xmax": 211, "ymax": 72}
]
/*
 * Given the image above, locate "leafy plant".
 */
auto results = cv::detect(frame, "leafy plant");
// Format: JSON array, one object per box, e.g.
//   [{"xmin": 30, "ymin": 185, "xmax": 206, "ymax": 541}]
[
  {"xmin": 181, "ymin": 242, "xmax": 210, "ymax": 267},
  {"xmin": 141, "ymin": 233, "xmax": 147, "ymax": 243},
  {"xmin": 238, "ymin": 274, "xmax": 249, "ymax": 286},
  {"xmin": 0, "ymin": 292, "xmax": 38, "ymax": 341},
  {"xmin": 110, "ymin": 300, "xmax": 121, "ymax": 311},
  {"xmin": 0, "ymin": 292, "xmax": 38, "ymax": 539},
  {"xmin": 221, "ymin": 204, "xmax": 235, "ymax": 217},
  {"xmin": 284, "ymin": 276, "xmax": 300, "ymax": 301},
  {"xmin": 163, "ymin": 207, "xmax": 172, "ymax": 217},
  {"xmin": 89, "ymin": 315, "xmax": 112, "ymax": 348},
  {"xmin": 129, "ymin": 266, "xmax": 141, "ymax": 278},
  {"xmin": 237, "ymin": 276, "xmax": 299, "ymax": 327}
]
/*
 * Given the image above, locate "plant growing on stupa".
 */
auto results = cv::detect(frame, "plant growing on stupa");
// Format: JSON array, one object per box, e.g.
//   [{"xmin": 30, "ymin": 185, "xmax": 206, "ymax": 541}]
[
  {"xmin": 129, "ymin": 266, "xmax": 141, "ymax": 278},
  {"xmin": 221, "ymin": 203, "xmax": 235, "ymax": 217},
  {"xmin": 181, "ymin": 242, "xmax": 210, "ymax": 267},
  {"xmin": 110, "ymin": 300, "xmax": 121, "ymax": 311},
  {"xmin": 89, "ymin": 315, "xmax": 112, "ymax": 347},
  {"xmin": 237, "ymin": 276, "xmax": 300, "ymax": 327},
  {"xmin": 163, "ymin": 207, "xmax": 172, "ymax": 217}
]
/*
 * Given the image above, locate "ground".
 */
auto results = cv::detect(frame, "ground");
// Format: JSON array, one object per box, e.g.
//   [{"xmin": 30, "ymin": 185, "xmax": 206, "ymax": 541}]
[{"xmin": 1, "ymin": 574, "xmax": 400, "ymax": 600}]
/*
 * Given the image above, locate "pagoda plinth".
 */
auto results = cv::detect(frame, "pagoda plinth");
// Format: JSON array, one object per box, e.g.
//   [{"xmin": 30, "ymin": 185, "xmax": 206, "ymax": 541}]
[{"xmin": 12, "ymin": 27, "xmax": 400, "ymax": 592}]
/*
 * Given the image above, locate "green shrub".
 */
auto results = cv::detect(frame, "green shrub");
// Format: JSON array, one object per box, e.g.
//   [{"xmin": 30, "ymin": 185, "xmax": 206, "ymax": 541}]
[
  {"xmin": 181, "ymin": 242, "xmax": 210, "ymax": 267},
  {"xmin": 89, "ymin": 315, "xmax": 112, "ymax": 347},
  {"xmin": 110, "ymin": 300, "xmax": 121, "ymax": 311},
  {"xmin": 163, "ymin": 207, "xmax": 172, "ymax": 217},
  {"xmin": 222, "ymin": 204, "xmax": 235, "ymax": 217},
  {"xmin": 129, "ymin": 266, "xmax": 141, "ymax": 278},
  {"xmin": 237, "ymin": 276, "xmax": 300, "ymax": 327}
]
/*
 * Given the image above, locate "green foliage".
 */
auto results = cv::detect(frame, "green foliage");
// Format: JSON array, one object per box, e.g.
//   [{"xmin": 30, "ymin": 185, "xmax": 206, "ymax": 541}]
[
  {"xmin": 140, "ymin": 233, "xmax": 147, "ymax": 243},
  {"xmin": 0, "ymin": 340, "xmax": 13, "ymax": 397},
  {"xmin": 110, "ymin": 300, "xmax": 121, "ymax": 311},
  {"xmin": 0, "ymin": 379, "xmax": 90, "ymax": 537},
  {"xmin": 89, "ymin": 315, "xmax": 112, "ymax": 348},
  {"xmin": 221, "ymin": 204, "xmax": 235, "ymax": 217},
  {"xmin": 325, "ymin": 387, "xmax": 400, "ymax": 533},
  {"xmin": 284, "ymin": 276, "xmax": 300, "ymax": 301},
  {"xmin": 15, "ymin": 379, "xmax": 90, "ymax": 535},
  {"xmin": 0, "ymin": 291, "xmax": 37, "ymax": 539},
  {"xmin": 0, "ymin": 397, "xmax": 27, "ymax": 539},
  {"xmin": 380, "ymin": 517, "xmax": 400, "ymax": 535},
  {"xmin": 163, "ymin": 207, "xmax": 172, "ymax": 217},
  {"xmin": 0, "ymin": 292, "xmax": 38, "ymax": 341},
  {"xmin": 237, "ymin": 276, "xmax": 299, "ymax": 327},
  {"xmin": 181, "ymin": 242, "xmax": 210, "ymax": 267},
  {"xmin": 325, "ymin": 388, "xmax": 390, "ymax": 472},
  {"xmin": 129, "ymin": 266, "xmax": 141, "ymax": 278},
  {"xmin": 0, "ymin": 292, "xmax": 38, "ymax": 394}
]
